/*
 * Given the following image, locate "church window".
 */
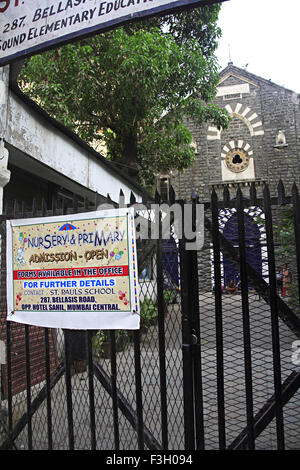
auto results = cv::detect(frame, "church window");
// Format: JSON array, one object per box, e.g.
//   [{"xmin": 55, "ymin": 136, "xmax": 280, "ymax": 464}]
[
  {"xmin": 158, "ymin": 176, "xmax": 170, "ymax": 200},
  {"xmin": 225, "ymin": 149, "xmax": 250, "ymax": 173}
]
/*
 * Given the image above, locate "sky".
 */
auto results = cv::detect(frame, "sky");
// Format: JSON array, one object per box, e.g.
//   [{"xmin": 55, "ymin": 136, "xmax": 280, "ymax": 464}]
[{"xmin": 216, "ymin": 0, "xmax": 300, "ymax": 93}]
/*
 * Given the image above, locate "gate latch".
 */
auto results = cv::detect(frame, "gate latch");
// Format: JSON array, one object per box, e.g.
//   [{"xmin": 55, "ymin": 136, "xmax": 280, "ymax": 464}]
[{"xmin": 190, "ymin": 331, "xmax": 198, "ymax": 345}]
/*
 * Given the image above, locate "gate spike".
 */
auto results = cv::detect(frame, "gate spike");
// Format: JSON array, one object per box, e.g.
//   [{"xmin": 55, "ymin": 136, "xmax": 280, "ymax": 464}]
[
  {"xmin": 263, "ymin": 182, "xmax": 271, "ymax": 200},
  {"xmin": 13, "ymin": 199, "xmax": 19, "ymax": 218},
  {"xmin": 73, "ymin": 194, "xmax": 78, "ymax": 213},
  {"xmin": 250, "ymin": 182, "xmax": 257, "ymax": 206},
  {"xmin": 292, "ymin": 181, "xmax": 298, "ymax": 195},
  {"xmin": 83, "ymin": 196, "xmax": 89, "ymax": 211},
  {"xmin": 3, "ymin": 200, "xmax": 8, "ymax": 216},
  {"xmin": 63, "ymin": 197, "xmax": 68, "ymax": 215},
  {"xmin": 211, "ymin": 186, "xmax": 218, "ymax": 205},
  {"xmin": 142, "ymin": 191, "xmax": 148, "ymax": 204},
  {"xmin": 119, "ymin": 189, "xmax": 125, "ymax": 207},
  {"xmin": 169, "ymin": 185, "xmax": 176, "ymax": 204},
  {"xmin": 223, "ymin": 185, "xmax": 230, "ymax": 206},
  {"xmin": 155, "ymin": 189, "xmax": 161, "ymax": 204},
  {"xmin": 130, "ymin": 191, "xmax": 136, "ymax": 205},
  {"xmin": 21, "ymin": 200, "xmax": 25, "ymax": 217},
  {"xmin": 42, "ymin": 198, "xmax": 47, "ymax": 217},
  {"xmin": 31, "ymin": 198, "xmax": 37, "ymax": 217},
  {"xmin": 277, "ymin": 179, "xmax": 286, "ymax": 205},
  {"xmin": 51, "ymin": 195, "xmax": 57, "ymax": 216},
  {"xmin": 292, "ymin": 182, "xmax": 299, "ymax": 202},
  {"xmin": 236, "ymin": 185, "xmax": 244, "ymax": 209},
  {"xmin": 94, "ymin": 192, "xmax": 102, "ymax": 210}
]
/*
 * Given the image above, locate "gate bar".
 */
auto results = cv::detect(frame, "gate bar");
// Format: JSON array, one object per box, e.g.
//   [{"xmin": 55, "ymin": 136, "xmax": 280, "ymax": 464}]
[
  {"xmin": 5, "ymin": 321, "xmax": 13, "ymax": 449},
  {"xmin": 204, "ymin": 216, "xmax": 300, "ymax": 338},
  {"xmin": 190, "ymin": 193, "xmax": 205, "ymax": 450},
  {"xmin": 93, "ymin": 361, "xmax": 161, "ymax": 450},
  {"xmin": 156, "ymin": 204, "xmax": 169, "ymax": 449},
  {"xmin": 110, "ymin": 330, "xmax": 120, "ymax": 450},
  {"xmin": 263, "ymin": 184, "xmax": 285, "ymax": 449},
  {"xmin": 292, "ymin": 183, "xmax": 300, "ymax": 305},
  {"xmin": 1, "ymin": 215, "xmax": 13, "ymax": 448},
  {"xmin": 211, "ymin": 189, "xmax": 226, "ymax": 449},
  {"xmin": 64, "ymin": 330, "xmax": 75, "ymax": 450},
  {"xmin": 0, "ymin": 362, "xmax": 65, "ymax": 450},
  {"xmin": 86, "ymin": 330, "xmax": 96, "ymax": 450},
  {"xmin": 179, "ymin": 199, "xmax": 196, "ymax": 450},
  {"xmin": 25, "ymin": 325, "xmax": 33, "ymax": 449},
  {"xmin": 133, "ymin": 330, "xmax": 144, "ymax": 450},
  {"xmin": 44, "ymin": 328, "xmax": 53, "ymax": 450},
  {"xmin": 236, "ymin": 187, "xmax": 255, "ymax": 450},
  {"xmin": 228, "ymin": 371, "xmax": 300, "ymax": 450}
]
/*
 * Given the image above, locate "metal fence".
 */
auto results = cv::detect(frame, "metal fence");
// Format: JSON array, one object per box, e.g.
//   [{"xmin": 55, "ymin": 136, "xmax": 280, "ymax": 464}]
[{"xmin": 0, "ymin": 180, "xmax": 299, "ymax": 450}]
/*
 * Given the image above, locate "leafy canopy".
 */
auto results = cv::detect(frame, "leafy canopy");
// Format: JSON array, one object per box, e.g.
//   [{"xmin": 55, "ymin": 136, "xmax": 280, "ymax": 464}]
[{"xmin": 19, "ymin": 5, "xmax": 229, "ymax": 188}]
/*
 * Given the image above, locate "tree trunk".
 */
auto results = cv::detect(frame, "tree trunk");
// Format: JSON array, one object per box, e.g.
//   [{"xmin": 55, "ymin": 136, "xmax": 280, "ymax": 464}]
[{"xmin": 122, "ymin": 131, "xmax": 139, "ymax": 179}]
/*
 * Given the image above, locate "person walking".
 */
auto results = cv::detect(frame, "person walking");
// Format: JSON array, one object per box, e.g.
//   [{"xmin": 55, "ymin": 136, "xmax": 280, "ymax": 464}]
[
  {"xmin": 282, "ymin": 263, "xmax": 293, "ymax": 297},
  {"xmin": 276, "ymin": 266, "xmax": 283, "ymax": 296}
]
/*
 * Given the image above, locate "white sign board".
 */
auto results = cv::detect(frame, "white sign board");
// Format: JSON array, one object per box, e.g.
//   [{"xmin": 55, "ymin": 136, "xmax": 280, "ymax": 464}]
[
  {"xmin": 0, "ymin": 0, "xmax": 223, "ymax": 66},
  {"xmin": 6, "ymin": 207, "xmax": 140, "ymax": 330}
]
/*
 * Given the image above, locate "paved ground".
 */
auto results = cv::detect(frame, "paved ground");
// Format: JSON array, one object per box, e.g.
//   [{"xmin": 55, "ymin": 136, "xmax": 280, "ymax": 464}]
[{"xmin": 1, "ymin": 292, "xmax": 300, "ymax": 450}]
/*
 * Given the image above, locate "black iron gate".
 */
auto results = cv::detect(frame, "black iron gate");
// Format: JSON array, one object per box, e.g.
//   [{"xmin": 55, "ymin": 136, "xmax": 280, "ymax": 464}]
[{"xmin": 0, "ymin": 181, "xmax": 300, "ymax": 450}]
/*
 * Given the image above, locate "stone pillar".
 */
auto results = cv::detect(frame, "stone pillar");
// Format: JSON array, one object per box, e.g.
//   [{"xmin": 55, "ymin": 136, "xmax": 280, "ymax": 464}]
[
  {"xmin": 0, "ymin": 140, "xmax": 10, "ymax": 213},
  {"xmin": 0, "ymin": 65, "xmax": 11, "ymax": 213}
]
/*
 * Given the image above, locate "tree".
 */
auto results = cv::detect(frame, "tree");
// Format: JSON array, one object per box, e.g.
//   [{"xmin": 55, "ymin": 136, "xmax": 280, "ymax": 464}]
[
  {"xmin": 256, "ymin": 205, "xmax": 300, "ymax": 315},
  {"xmin": 274, "ymin": 206, "xmax": 300, "ymax": 315},
  {"xmin": 19, "ymin": 5, "xmax": 229, "ymax": 189}
]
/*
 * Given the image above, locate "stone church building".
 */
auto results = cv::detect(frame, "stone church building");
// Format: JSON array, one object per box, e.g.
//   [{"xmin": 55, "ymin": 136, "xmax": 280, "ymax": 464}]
[
  {"xmin": 170, "ymin": 62, "xmax": 300, "ymax": 201},
  {"xmin": 165, "ymin": 63, "xmax": 300, "ymax": 290}
]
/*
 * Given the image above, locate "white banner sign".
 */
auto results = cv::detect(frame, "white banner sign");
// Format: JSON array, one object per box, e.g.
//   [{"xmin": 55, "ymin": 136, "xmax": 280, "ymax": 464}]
[
  {"xmin": 6, "ymin": 207, "xmax": 140, "ymax": 330},
  {"xmin": 0, "ymin": 0, "xmax": 220, "ymax": 65}
]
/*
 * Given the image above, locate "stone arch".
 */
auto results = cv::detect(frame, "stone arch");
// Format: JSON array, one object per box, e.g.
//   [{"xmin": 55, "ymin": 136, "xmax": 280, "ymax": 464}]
[
  {"xmin": 207, "ymin": 103, "xmax": 264, "ymax": 141},
  {"xmin": 210, "ymin": 206, "xmax": 269, "ymax": 289},
  {"xmin": 219, "ymin": 206, "xmax": 268, "ymax": 284},
  {"xmin": 221, "ymin": 140, "xmax": 253, "ymax": 161}
]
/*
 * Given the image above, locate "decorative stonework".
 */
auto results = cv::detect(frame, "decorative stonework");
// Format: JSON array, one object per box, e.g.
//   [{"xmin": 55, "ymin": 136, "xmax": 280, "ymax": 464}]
[
  {"xmin": 224, "ymin": 103, "xmax": 264, "ymax": 137},
  {"xmin": 172, "ymin": 64, "xmax": 300, "ymax": 202},
  {"xmin": 225, "ymin": 148, "xmax": 250, "ymax": 173},
  {"xmin": 207, "ymin": 102, "xmax": 265, "ymax": 141},
  {"xmin": 220, "ymin": 139, "xmax": 255, "ymax": 182},
  {"xmin": 207, "ymin": 125, "xmax": 221, "ymax": 141},
  {"xmin": 221, "ymin": 140, "xmax": 253, "ymax": 161}
]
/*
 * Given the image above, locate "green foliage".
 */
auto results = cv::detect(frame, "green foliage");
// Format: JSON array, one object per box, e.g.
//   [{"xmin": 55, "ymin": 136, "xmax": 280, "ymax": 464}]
[
  {"xmin": 273, "ymin": 207, "xmax": 295, "ymax": 257},
  {"xmin": 163, "ymin": 288, "xmax": 177, "ymax": 305},
  {"xmin": 140, "ymin": 298, "xmax": 158, "ymax": 330},
  {"xmin": 19, "ymin": 5, "xmax": 230, "ymax": 187},
  {"xmin": 256, "ymin": 207, "xmax": 300, "ymax": 315},
  {"xmin": 92, "ymin": 329, "xmax": 130, "ymax": 359},
  {"xmin": 92, "ymin": 330, "xmax": 107, "ymax": 359},
  {"xmin": 255, "ymin": 208, "xmax": 295, "ymax": 258},
  {"xmin": 273, "ymin": 207, "xmax": 300, "ymax": 314}
]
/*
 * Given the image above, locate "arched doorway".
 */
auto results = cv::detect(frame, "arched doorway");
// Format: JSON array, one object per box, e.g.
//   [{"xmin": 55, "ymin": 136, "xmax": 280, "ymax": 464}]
[
  {"xmin": 162, "ymin": 237, "xmax": 179, "ymax": 287},
  {"xmin": 222, "ymin": 211, "xmax": 262, "ymax": 287}
]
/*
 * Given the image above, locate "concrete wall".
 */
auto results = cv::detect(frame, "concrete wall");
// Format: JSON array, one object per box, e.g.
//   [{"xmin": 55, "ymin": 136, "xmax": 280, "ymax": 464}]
[{"xmin": 6, "ymin": 92, "xmax": 142, "ymax": 204}]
